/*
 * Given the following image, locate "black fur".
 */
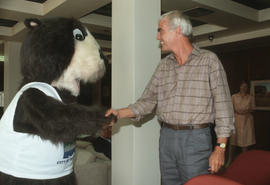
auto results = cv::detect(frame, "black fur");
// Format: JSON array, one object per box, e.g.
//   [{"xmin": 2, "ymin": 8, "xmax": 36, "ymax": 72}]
[
  {"xmin": 13, "ymin": 88, "xmax": 112, "ymax": 143},
  {"xmin": 0, "ymin": 172, "xmax": 77, "ymax": 185},
  {"xmin": 0, "ymin": 171, "xmax": 76, "ymax": 185}
]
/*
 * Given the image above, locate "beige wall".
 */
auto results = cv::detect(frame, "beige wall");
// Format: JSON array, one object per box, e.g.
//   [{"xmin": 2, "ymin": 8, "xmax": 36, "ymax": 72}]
[
  {"xmin": 112, "ymin": 0, "xmax": 161, "ymax": 185},
  {"xmin": 4, "ymin": 41, "xmax": 22, "ymax": 108}
]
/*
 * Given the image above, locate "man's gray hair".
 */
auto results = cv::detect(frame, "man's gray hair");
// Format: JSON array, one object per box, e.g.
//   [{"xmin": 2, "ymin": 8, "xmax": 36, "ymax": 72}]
[{"xmin": 160, "ymin": 10, "xmax": 192, "ymax": 37}]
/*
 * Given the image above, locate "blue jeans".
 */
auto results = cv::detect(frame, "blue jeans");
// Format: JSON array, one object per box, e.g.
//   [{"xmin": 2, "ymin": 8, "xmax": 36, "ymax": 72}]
[{"xmin": 159, "ymin": 126, "xmax": 212, "ymax": 185}]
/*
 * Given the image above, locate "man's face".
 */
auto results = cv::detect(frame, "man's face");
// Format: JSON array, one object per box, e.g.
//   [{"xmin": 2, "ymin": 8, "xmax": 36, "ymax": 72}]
[{"xmin": 156, "ymin": 18, "xmax": 176, "ymax": 52}]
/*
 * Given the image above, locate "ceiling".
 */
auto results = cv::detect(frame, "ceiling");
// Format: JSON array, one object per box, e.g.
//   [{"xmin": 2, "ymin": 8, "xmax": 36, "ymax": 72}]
[{"xmin": 1, "ymin": 0, "xmax": 270, "ymax": 56}]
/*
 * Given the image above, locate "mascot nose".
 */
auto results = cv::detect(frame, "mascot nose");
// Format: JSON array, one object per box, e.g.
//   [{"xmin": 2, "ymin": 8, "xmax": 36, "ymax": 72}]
[{"xmin": 99, "ymin": 49, "xmax": 109, "ymax": 65}]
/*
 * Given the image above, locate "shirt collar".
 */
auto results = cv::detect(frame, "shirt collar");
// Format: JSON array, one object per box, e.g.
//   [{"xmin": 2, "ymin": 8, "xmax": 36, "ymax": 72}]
[
  {"xmin": 167, "ymin": 44, "xmax": 201, "ymax": 64},
  {"xmin": 191, "ymin": 44, "xmax": 201, "ymax": 57}
]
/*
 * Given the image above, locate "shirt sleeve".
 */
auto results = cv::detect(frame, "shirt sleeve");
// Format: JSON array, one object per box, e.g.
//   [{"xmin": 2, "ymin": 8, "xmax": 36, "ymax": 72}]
[
  {"xmin": 209, "ymin": 53, "xmax": 235, "ymax": 138},
  {"xmin": 128, "ymin": 62, "xmax": 161, "ymax": 121}
]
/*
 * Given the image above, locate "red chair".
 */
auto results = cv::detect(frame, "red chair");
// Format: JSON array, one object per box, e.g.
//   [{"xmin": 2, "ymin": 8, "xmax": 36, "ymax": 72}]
[
  {"xmin": 185, "ymin": 174, "xmax": 242, "ymax": 185},
  {"xmin": 185, "ymin": 150, "xmax": 270, "ymax": 185}
]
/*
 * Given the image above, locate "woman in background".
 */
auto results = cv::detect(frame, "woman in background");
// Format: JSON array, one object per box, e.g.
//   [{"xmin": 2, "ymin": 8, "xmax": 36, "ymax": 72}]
[{"xmin": 226, "ymin": 80, "xmax": 256, "ymax": 166}]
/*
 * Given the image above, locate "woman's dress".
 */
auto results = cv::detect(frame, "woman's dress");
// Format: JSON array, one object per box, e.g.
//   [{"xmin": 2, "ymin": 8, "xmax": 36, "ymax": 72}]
[{"xmin": 230, "ymin": 93, "xmax": 256, "ymax": 147}]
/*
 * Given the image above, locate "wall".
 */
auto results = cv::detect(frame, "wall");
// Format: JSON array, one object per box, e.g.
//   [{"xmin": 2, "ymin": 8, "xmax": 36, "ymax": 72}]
[
  {"xmin": 213, "ymin": 45, "xmax": 270, "ymax": 150},
  {"xmin": 111, "ymin": 0, "xmax": 161, "ymax": 184},
  {"xmin": 4, "ymin": 41, "xmax": 22, "ymax": 108},
  {"xmin": 0, "ymin": 62, "xmax": 3, "ymax": 116}
]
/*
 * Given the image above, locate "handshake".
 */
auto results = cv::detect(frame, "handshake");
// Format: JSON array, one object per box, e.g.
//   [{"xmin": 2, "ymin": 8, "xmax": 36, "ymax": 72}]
[{"xmin": 105, "ymin": 107, "xmax": 135, "ymax": 126}]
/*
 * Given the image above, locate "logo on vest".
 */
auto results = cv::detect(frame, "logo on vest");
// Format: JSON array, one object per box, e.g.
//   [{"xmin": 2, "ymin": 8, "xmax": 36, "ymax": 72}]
[{"xmin": 57, "ymin": 142, "xmax": 75, "ymax": 164}]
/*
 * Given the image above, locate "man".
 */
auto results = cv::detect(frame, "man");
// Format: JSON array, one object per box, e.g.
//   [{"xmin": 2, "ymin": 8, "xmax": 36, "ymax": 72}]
[{"xmin": 106, "ymin": 10, "xmax": 234, "ymax": 185}]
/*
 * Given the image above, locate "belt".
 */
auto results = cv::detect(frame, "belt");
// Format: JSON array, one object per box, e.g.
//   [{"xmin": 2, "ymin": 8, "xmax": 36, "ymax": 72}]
[{"xmin": 162, "ymin": 122, "xmax": 210, "ymax": 130}]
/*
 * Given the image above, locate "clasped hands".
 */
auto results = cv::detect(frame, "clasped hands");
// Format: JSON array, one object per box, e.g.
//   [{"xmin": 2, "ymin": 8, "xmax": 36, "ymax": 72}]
[{"xmin": 105, "ymin": 108, "xmax": 119, "ymax": 127}]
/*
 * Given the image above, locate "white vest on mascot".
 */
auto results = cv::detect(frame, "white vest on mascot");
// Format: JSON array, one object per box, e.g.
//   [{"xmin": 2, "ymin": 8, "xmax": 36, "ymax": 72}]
[{"xmin": 0, "ymin": 82, "xmax": 74, "ymax": 179}]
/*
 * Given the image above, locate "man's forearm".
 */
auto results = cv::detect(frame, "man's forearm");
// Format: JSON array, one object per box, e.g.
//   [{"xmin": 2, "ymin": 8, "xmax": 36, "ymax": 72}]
[{"xmin": 118, "ymin": 108, "xmax": 135, "ymax": 118}]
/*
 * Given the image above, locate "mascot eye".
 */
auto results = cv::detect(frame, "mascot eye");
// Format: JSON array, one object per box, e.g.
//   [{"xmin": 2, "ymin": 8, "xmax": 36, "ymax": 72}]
[{"xmin": 73, "ymin": 28, "xmax": 85, "ymax": 41}]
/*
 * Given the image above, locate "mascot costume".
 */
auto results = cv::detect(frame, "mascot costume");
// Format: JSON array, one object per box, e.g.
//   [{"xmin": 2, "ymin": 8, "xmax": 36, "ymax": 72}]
[{"xmin": 0, "ymin": 17, "xmax": 115, "ymax": 185}]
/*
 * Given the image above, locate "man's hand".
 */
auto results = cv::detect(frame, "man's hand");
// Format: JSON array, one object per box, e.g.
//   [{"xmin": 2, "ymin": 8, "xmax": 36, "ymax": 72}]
[
  {"xmin": 105, "ymin": 108, "xmax": 135, "ymax": 121},
  {"xmin": 105, "ymin": 109, "xmax": 118, "ymax": 126},
  {"xmin": 106, "ymin": 109, "xmax": 120, "ymax": 119},
  {"xmin": 208, "ymin": 146, "xmax": 225, "ymax": 173}
]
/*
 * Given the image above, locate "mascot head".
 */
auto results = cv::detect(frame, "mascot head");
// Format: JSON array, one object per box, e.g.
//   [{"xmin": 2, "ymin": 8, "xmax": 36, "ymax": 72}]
[{"xmin": 20, "ymin": 17, "xmax": 107, "ymax": 96}]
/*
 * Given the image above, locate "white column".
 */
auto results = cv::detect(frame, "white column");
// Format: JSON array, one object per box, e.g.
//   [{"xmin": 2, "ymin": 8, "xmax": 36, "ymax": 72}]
[
  {"xmin": 4, "ymin": 41, "xmax": 22, "ymax": 108},
  {"xmin": 112, "ymin": 0, "xmax": 161, "ymax": 185}
]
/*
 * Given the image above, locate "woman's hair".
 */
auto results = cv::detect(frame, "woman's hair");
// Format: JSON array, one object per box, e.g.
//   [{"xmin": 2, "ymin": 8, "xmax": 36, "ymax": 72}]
[
  {"xmin": 240, "ymin": 80, "xmax": 251, "ymax": 94},
  {"xmin": 159, "ymin": 10, "xmax": 193, "ymax": 38},
  {"xmin": 240, "ymin": 80, "xmax": 250, "ymax": 88}
]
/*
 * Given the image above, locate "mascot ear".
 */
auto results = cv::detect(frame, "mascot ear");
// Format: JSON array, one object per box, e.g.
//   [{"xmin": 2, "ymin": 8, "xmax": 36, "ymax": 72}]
[{"xmin": 24, "ymin": 18, "xmax": 41, "ymax": 29}]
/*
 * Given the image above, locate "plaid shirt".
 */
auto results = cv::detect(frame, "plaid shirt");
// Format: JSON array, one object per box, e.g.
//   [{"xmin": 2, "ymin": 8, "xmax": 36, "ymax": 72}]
[{"xmin": 128, "ymin": 45, "xmax": 234, "ymax": 138}]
